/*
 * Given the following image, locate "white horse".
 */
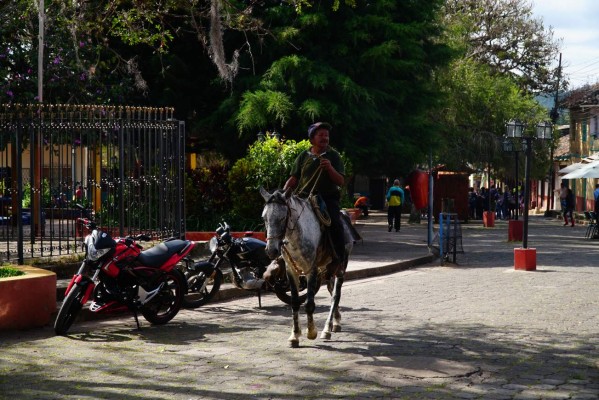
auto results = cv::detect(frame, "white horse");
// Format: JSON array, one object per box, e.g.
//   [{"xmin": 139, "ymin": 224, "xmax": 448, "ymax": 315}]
[{"xmin": 260, "ymin": 187, "xmax": 356, "ymax": 348}]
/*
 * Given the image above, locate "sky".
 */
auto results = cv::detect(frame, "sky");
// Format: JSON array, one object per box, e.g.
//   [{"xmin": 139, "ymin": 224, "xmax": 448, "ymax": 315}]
[{"xmin": 532, "ymin": 0, "xmax": 599, "ymax": 89}]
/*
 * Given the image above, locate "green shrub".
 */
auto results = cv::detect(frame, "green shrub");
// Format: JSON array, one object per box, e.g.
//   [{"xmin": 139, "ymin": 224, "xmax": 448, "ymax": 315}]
[
  {"xmin": 185, "ymin": 135, "xmax": 354, "ymax": 231},
  {"xmin": 0, "ymin": 266, "xmax": 25, "ymax": 279}
]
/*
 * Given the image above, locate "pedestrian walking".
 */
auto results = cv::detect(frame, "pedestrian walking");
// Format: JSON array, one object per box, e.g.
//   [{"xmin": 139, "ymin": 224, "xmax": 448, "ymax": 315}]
[
  {"xmin": 386, "ymin": 179, "xmax": 404, "ymax": 232},
  {"xmin": 594, "ymin": 184, "xmax": 599, "ymax": 223},
  {"xmin": 562, "ymin": 183, "xmax": 575, "ymax": 227}
]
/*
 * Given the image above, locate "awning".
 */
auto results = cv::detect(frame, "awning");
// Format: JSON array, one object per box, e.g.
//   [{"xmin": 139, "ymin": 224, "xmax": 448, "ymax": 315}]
[
  {"xmin": 558, "ymin": 153, "xmax": 599, "ymax": 175},
  {"xmin": 561, "ymin": 159, "xmax": 599, "ymax": 179}
]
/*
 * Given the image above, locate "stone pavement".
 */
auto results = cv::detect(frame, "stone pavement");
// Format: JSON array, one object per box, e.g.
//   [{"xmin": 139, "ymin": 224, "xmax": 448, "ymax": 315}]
[{"xmin": 1, "ymin": 212, "xmax": 599, "ymax": 399}]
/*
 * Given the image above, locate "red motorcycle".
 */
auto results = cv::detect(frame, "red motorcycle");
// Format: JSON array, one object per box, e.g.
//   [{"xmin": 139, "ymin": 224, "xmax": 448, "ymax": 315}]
[{"xmin": 54, "ymin": 206, "xmax": 194, "ymax": 335}]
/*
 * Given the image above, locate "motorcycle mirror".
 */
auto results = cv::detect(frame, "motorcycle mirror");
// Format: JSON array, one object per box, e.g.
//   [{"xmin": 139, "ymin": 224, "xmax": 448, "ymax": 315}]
[{"xmin": 222, "ymin": 231, "xmax": 232, "ymax": 243}]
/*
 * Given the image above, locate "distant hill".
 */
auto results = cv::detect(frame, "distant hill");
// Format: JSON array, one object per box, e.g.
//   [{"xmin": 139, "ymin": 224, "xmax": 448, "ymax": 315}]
[
  {"xmin": 535, "ymin": 93, "xmax": 568, "ymax": 124},
  {"xmin": 536, "ymin": 94, "xmax": 556, "ymax": 110}
]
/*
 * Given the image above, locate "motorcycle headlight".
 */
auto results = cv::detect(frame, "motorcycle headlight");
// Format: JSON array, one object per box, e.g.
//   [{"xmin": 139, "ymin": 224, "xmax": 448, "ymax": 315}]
[
  {"xmin": 86, "ymin": 234, "xmax": 112, "ymax": 261},
  {"xmin": 88, "ymin": 246, "xmax": 112, "ymax": 261},
  {"xmin": 209, "ymin": 236, "xmax": 218, "ymax": 253}
]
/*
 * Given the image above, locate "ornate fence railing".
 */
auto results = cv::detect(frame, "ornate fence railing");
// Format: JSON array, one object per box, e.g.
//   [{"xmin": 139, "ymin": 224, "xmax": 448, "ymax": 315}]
[{"xmin": 0, "ymin": 104, "xmax": 186, "ymax": 264}]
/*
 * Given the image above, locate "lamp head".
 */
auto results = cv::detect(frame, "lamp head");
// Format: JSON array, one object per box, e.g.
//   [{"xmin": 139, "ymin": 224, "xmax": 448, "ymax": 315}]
[{"xmin": 505, "ymin": 119, "xmax": 525, "ymax": 138}]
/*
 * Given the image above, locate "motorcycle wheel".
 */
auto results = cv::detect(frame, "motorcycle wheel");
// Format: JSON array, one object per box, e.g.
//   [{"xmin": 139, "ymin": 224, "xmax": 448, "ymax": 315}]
[
  {"xmin": 273, "ymin": 273, "xmax": 322, "ymax": 305},
  {"xmin": 141, "ymin": 270, "xmax": 184, "ymax": 325},
  {"xmin": 54, "ymin": 284, "xmax": 86, "ymax": 335},
  {"xmin": 182, "ymin": 268, "xmax": 223, "ymax": 309}
]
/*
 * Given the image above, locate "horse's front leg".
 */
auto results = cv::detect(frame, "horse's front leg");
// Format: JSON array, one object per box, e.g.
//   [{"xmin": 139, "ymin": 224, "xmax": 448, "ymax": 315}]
[
  {"xmin": 321, "ymin": 272, "xmax": 344, "ymax": 339},
  {"xmin": 287, "ymin": 271, "xmax": 302, "ymax": 348},
  {"xmin": 305, "ymin": 269, "xmax": 319, "ymax": 340}
]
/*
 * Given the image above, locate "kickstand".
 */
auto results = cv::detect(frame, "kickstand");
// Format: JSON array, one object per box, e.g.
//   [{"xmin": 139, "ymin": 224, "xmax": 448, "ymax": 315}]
[
  {"xmin": 257, "ymin": 289, "xmax": 262, "ymax": 308},
  {"xmin": 132, "ymin": 309, "xmax": 141, "ymax": 330}
]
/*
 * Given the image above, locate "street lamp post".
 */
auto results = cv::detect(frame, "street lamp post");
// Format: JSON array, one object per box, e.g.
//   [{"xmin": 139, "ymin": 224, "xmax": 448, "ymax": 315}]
[
  {"xmin": 505, "ymin": 119, "xmax": 552, "ymax": 270},
  {"xmin": 502, "ymin": 137, "xmax": 520, "ymax": 221}
]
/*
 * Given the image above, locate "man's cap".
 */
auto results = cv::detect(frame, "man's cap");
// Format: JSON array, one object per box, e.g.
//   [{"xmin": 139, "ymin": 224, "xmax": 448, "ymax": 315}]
[{"xmin": 308, "ymin": 122, "xmax": 332, "ymax": 138}]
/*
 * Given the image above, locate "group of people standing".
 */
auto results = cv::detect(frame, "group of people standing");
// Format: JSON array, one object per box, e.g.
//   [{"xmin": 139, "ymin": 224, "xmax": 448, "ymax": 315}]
[{"xmin": 468, "ymin": 185, "xmax": 522, "ymax": 221}]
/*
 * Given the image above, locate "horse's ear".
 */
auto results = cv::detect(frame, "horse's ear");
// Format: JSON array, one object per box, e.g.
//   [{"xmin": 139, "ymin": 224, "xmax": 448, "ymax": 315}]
[
  {"xmin": 283, "ymin": 187, "xmax": 293, "ymax": 199},
  {"xmin": 259, "ymin": 186, "xmax": 271, "ymax": 201}
]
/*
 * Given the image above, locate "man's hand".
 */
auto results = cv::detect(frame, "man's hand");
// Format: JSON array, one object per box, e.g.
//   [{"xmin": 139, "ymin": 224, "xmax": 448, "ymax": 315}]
[{"xmin": 319, "ymin": 158, "xmax": 333, "ymax": 171}]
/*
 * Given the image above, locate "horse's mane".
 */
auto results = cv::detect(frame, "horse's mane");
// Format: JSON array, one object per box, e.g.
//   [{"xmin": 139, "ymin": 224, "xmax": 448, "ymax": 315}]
[{"xmin": 268, "ymin": 189, "xmax": 308, "ymax": 207}]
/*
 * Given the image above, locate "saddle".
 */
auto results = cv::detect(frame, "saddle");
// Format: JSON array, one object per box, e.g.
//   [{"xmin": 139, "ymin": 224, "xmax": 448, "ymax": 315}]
[{"xmin": 307, "ymin": 194, "xmax": 362, "ymax": 276}]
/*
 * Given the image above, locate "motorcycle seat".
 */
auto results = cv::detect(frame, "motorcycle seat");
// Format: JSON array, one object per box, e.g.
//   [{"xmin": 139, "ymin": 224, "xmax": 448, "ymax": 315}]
[{"xmin": 137, "ymin": 239, "xmax": 190, "ymax": 268}]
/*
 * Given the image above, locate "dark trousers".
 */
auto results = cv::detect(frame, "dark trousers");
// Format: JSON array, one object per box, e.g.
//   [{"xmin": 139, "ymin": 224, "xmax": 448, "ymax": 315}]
[
  {"xmin": 357, "ymin": 205, "xmax": 369, "ymax": 217},
  {"xmin": 388, "ymin": 205, "xmax": 402, "ymax": 230},
  {"xmin": 323, "ymin": 196, "xmax": 345, "ymax": 263}
]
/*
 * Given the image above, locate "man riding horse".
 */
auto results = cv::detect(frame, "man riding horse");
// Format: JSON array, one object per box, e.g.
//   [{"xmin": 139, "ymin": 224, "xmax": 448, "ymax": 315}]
[{"xmin": 282, "ymin": 122, "xmax": 346, "ymax": 277}]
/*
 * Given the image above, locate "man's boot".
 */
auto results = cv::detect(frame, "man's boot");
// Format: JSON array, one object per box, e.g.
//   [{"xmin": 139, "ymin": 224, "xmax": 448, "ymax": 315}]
[
  {"xmin": 263, "ymin": 257, "xmax": 285, "ymax": 284},
  {"xmin": 563, "ymin": 215, "xmax": 568, "ymax": 226},
  {"xmin": 571, "ymin": 216, "xmax": 575, "ymax": 227}
]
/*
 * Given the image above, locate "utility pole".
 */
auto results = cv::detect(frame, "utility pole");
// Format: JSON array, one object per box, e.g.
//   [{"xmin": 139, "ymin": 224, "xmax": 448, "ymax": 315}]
[
  {"xmin": 34, "ymin": 0, "xmax": 45, "ymax": 237},
  {"xmin": 38, "ymin": 0, "xmax": 44, "ymax": 103},
  {"xmin": 546, "ymin": 53, "xmax": 562, "ymax": 214}
]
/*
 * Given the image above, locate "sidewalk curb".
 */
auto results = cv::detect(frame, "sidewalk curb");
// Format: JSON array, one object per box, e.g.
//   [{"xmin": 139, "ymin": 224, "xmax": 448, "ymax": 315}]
[{"xmin": 345, "ymin": 254, "xmax": 436, "ymax": 280}]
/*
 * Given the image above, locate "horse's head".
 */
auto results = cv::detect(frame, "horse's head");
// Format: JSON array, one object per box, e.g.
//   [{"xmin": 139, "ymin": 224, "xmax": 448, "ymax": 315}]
[{"xmin": 260, "ymin": 186, "xmax": 291, "ymax": 260}]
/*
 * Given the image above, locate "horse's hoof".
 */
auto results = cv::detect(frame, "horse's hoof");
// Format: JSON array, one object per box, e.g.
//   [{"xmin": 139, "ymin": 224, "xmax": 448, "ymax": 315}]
[
  {"xmin": 320, "ymin": 331, "xmax": 331, "ymax": 340},
  {"xmin": 307, "ymin": 330, "xmax": 318, "ymax": 340},
  {"xmin": 289, "ymin": 340, "xmax": 299, "ymax": 348},
  {"xmin": 333, "ymin": 325, "xmax": 342, "ymax": 333}
]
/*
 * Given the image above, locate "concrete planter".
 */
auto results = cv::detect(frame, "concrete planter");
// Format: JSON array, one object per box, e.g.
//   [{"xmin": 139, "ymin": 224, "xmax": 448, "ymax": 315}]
[
  {"xmin": 482, "ymin": 211, "xmax": 495, "ymax": 227},
  {"xmin": 0, "ymin": 266, "xmax": 57, "ymax": 331},
  {"xmin": 343, "ymin": 208, "xmax": 362, "ymax": 224},
  {"xmin": 514, "ymin": 248, "xmax": 536, "ymax": 271}
]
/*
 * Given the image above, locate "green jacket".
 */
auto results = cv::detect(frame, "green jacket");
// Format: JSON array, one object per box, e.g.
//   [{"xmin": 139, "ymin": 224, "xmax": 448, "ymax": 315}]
[{"xmin": 290, "ymin": 146, "xmax": 344, "ymax": 198}]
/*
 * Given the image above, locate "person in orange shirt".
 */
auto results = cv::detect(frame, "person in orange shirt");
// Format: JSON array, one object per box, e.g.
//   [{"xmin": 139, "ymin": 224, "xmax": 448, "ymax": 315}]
[{"xmin": 354, "ymin": 195, "xmax": 369, "ymax": 217}]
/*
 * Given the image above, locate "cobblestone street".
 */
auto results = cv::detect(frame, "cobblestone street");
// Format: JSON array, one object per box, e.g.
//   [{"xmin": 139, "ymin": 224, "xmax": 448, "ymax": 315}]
[{"xmin": 1, "ymin": 214, "xmax": 598, "ymax": 399}]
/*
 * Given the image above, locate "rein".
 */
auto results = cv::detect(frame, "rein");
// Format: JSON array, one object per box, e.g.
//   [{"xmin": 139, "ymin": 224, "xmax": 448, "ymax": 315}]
[
  {"xmin": 281, "ymin": 243, "xmax": 305, "ymax": 276},
  {"xmin": 265, "ymin": 191, "xmax": 328, "ymax": 277},
  {"xmin": 265, "ymin": 195, "xmax": 306, "ymax": 242},
  {"xmin": 297, "ymin": 167, "xmax": 323, "ymax": 197},
  {"xmin": 295, "ymin": 153, "xmax": 331, "ymax": 227}
]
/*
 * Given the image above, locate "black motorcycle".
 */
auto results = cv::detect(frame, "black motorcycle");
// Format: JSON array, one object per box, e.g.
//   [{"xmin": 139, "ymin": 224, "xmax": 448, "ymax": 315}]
[{"xmin": 180, "ymin": 222, "xmax": 321, "ymax": 308}]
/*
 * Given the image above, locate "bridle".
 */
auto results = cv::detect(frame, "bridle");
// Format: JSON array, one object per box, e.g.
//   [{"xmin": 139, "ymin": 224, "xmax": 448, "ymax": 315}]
[
  {"xmin": 264, "ymin": 191, "xmax": 307, "ymax": 243},
  {"xmin": 264, "ymin": 192, "xmax": 309, "ymax": 276},
  {"xmin": 264, "ymin": 193, "xmax": 290, "ymax": 243}
]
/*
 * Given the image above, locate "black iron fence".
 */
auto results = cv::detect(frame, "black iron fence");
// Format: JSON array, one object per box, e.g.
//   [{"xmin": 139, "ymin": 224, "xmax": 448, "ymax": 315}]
[{"xmin": 0, "ymin": 104, "xmax": 186, "ymax": 264}]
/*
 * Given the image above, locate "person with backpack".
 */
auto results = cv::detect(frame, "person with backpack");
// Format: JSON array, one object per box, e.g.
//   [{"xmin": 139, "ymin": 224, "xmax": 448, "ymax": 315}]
[{"xmin": 386, "ymin": 179, "xmax": 405, "ymax": 232}]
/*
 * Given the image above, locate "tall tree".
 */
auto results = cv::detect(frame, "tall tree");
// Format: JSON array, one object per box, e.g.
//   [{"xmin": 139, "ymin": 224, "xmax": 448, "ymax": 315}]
[
  {"xmin": 436, "ymin": 58, "xmax": 547, "ymax": 174},
  {"xmin": 0, "ymin": 0, "xmax": 150, "ymax": 104},
  {"xmin": 442, "ymin": 0, "xmax": 562, "ymax": 94},
  {"xmin": 435, "ymin": 0, "xmax": 560, "ymax": 178},
  {"xmin": 231, "ymin": 0, "xmax": 453, "ymax": 177}
]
